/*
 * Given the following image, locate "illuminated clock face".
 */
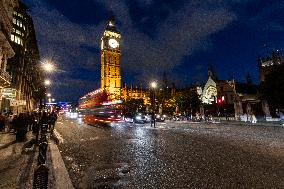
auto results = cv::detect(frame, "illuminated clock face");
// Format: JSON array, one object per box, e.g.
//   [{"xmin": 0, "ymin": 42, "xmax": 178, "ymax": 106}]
[{"xmin": 108, "ymin": 38, "xmax": 119, "ymax": 48}]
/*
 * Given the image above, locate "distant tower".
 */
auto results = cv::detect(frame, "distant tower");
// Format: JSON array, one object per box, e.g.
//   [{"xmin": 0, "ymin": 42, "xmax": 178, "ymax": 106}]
[
  {"xmin": 258, "ymin": 50, "xmax": 283, "ymax": 82},
  {"xmin": 100, "ymin": 16, "xmax": 121, "ymax": 100},
  {"xmin": 246, "ymin": 73, "xmax": 252, "ymax": 85},
  {"xmin": 208, "ymin": 64, "xmax": 217, "ymax": 81}
]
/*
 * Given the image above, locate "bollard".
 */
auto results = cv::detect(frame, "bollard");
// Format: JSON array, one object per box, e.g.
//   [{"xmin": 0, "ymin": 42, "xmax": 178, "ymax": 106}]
[
  {"xmin": 38, "ymin": 142, "xmax": 48, "ymax": 165},
  {"xmin": 33, "ymin": 164, "xmax": 49, "ymax": 189}
]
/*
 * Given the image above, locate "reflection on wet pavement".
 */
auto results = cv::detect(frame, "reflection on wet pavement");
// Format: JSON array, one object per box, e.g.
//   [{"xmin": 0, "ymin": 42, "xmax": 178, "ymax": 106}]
[{"xmin": 56, "ymin": 117, "xmax": 284, "ymax": 189}]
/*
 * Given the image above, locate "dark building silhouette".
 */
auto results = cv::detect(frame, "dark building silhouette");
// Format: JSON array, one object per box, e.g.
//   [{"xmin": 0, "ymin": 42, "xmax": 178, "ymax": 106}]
[
  {"xmin": 0, "ymin": 0, "xmax": 18, "ymax": 112},
  {"xmin": 6, "ymin": 1, "xmax": 45, "ymax": 113},
  {"xmin": 258, "ymin": 50, "xmax": 283, "ymax": 82}
]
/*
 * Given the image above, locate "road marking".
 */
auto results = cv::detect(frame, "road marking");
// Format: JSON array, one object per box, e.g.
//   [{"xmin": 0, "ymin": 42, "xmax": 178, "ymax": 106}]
[{"xmin": 53, "ymin": 129, "xmax": 64, "ymax": 144}]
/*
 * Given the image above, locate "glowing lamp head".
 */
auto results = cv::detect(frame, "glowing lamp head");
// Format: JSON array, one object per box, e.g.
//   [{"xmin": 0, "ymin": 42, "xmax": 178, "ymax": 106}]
[
  {"xmin": 151, "ymin": 81, "xmax": 157, "ymax": 89},
  {"xmin": 44, "ymin": 80, "xmax": 51, "ymax": 86},
  {"xmin": 42, "ymin": 60, "xmax": 55, "ymax": 72}
]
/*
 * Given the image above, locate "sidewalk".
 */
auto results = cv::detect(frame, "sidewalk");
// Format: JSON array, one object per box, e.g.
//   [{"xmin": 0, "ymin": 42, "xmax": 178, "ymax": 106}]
[{"xmin": 0, "ymin": 131, "xmax": 37, "ymax": 189}]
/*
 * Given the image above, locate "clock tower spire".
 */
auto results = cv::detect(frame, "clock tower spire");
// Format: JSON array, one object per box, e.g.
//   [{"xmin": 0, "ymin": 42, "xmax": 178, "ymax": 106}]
[{"xmin": 101, "ymin": 16, "xmax": 121, "ymax": 100}]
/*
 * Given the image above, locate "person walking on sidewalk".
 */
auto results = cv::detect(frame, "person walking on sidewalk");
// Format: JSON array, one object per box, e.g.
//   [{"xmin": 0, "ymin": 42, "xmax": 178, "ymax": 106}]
[
  {"xmin": 15, "ymin": 113, "xmax": 28, "ymax": 141},
  {"xmin": 0, "ymin": 114, "xmax": 5, "ymax": 132},
  {"xmin": 49, "ymin": 111, "xmax": 57, "ymax": 134},
  {"xmin": 6, "ymin": 114, "xmax": 14, "ymax": 133},
  {"xmin": 39, "ymin": 112, "xmax": 49, "ymax": 132},
  {"xmin": 32, "ymin": 113, "xmax": 40, "ymax": 143}
]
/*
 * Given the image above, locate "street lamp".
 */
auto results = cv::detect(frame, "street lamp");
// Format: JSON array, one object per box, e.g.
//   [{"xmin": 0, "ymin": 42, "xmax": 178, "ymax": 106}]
[
  {"xmin": 44, "ymin": 79, "xmax": 51, "ymax": 86},
  {"xmin": 151, "ymin": 81, "xmax": 157, "ymax": 89},
  {"xmin": 41, "ymin": 59, "xmax": 55, "ymax": 73},
  {"xmin": 150, "ymin": 81, "xmax": 157, "ymax": 127},
  {"xmin": 47, "ymin": 93, "xmax": 51, "ymax": 97}
]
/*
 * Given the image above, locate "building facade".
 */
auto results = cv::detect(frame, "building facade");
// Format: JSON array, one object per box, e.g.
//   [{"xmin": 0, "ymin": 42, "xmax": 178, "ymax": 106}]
[
  {"xmin": 258, "ymin": 51, "xmax": 283, "ymax": 82},
  {"xmin": 6, "ymin": 1, "xmax": 44, "ymax": 113},
  {"xmin": 121, "ymin": 84, "xmax": 150, "ymax": 105},
  {"xmin": 101, "ymin": 17, "xmax": 121, "ymax": 100},
  {"xmin": 0, "ymin": 0, "xmax": 18, "ymax": 113}
]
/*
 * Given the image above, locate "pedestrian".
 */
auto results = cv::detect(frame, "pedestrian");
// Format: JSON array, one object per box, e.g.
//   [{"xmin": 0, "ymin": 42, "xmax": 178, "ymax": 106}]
[
  {"xmin": 7, "ymin": 114, "xmax": 14, "ymax": 132},
  {"xmin": 26, "ymin": 112, "xmax": 33, "ymax": 131},
  {"xmin": 15, "ymin": 113, "xmax": 27, "ymax": 141},
  {"xmin": 251, "ymin": 114, "xmax": 257, "ymax": 124},
  {"xmin": 150, "ymin": 111, "xmax": 155, "ymax": 127},
  {"xmin": 39, "ymin": 112, "xmax": 49, "ymax": 132},
  {"xmin": 49, "ymin": 111, "xmax": 57, "ymax": 134},
  {"xmin": 32, "ymin": 113, "xmax": 40, "ymax": 143},
  {"xmin": 276, "ymin": 109, "xmax": 284, "ymax": 126},
  {"xmin": 0, "ymin": 114, "xmax": 5, "ymax": 132}
]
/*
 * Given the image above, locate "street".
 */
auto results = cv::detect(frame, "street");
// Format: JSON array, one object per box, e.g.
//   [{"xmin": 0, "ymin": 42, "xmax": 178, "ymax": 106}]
[{"xmin": 55, "ymin": 116, "xmax": 284, "ymax": 188}]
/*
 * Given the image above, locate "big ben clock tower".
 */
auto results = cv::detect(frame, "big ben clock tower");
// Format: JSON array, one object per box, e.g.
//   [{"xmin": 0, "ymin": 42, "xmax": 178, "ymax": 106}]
[{"xmin": 101, "ymin": 17, "xmax": 121, "ymax": 100}]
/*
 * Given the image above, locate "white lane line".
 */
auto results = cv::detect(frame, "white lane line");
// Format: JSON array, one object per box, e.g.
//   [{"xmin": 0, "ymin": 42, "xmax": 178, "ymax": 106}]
[{"xmin": 53, "ymin": 129, "xmax": 64, "ymax": 144}]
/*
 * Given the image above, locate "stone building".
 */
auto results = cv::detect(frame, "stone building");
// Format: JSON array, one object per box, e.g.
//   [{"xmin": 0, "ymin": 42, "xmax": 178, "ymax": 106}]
[
  {"xmin": 258, "ymin": 50, "xmax": 283, "ymax": 82},
  {"xmin": 195, "ymin": 66, "xmax": 260, "ymax": 118},
  {"xmin": 6, "ymin": 1, "xmax": 45, "ymax": 113},
  {"xmin": 100, "ymin": 17, "xmax": 121, "ymax": 100},
  {"xmin": 0, "ymin": 0, "xmax": 18, "ymax": 112},
  {"xmin": 121, "ymin": 84, "xmax": 150, "ymax": 105}
]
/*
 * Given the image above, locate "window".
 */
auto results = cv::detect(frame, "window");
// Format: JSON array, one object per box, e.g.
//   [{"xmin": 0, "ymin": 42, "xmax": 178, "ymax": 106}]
[
  {"xmin": 13, "ymin": 35, "xmax": 23, "ymax": 46},
  {"xmin": 11, "ymin": 34, "xmax": 15, "ymax": 41},
  {"xmin": 16, "ymin": 29, "xmax": 21, "ymax": 35},
  {"xmin": 18, "ymin": 13, "xmax": 23, "ymax": 18}
]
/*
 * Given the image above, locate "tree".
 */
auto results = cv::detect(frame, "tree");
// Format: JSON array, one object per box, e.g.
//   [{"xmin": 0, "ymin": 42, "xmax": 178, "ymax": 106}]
[
  {"xmin": 122, "ymin": 99, "xmax": 145, "ymax": 113},
  {"xmin": 164, "ymin": 90, "xmax": 201, "ymax": 115},
  {"xmin": 260, "ymin": 64, "xmax": 284, "ymax": 111}
]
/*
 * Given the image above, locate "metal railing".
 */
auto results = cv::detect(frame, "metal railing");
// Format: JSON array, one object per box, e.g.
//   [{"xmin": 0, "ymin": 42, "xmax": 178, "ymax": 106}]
[{"xmin": 33, "ymin": 124, "xmax": 49, "ymax": 189}]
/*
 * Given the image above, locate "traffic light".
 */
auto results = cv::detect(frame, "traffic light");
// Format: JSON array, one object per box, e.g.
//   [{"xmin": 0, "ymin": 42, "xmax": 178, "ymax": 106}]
[
  {"xmin": 217, "ymin": 96, "xmax": 224, "ymax": 105},
  {"xmin": 217, "ymin": 98, "xmax": 222, "ymax": 104}
]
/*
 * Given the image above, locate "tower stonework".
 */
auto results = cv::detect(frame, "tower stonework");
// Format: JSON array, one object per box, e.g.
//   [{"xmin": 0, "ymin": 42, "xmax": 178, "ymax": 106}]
[{"xmin": 101, "ymin": 17, "xmax": 121, "ymax": 100}]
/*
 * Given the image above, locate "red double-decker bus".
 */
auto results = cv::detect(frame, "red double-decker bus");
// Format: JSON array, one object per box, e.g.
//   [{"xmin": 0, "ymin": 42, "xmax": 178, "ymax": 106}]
[{"xmin": 78, "ymin": 89, "xmax": 123, "ymax": 125}]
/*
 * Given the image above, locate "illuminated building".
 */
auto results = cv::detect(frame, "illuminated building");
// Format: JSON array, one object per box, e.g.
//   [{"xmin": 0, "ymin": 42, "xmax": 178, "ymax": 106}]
[
  {"xmin": 201, "ymin": 65, "xmax": 218, "ymax": 104},
  {"xmin": 197, "ymin": 65, "xmax": 258, "ymax": 107},
  {"xmin": 100, "ymin": 17, "xmax": 121, "ymax": 100},
  {"xmin": 6, "ymin": 1, "xmax": 45, "ymax": 113},
  {"xmin": 0, "ymin": 0, "xmax": 18, "ymax": 112},
  {"xmin": 121, "ymin": 84, "xmax": 150, "ymax": 105},
  {"xmin": 258, "ymin": 50, "xmax": 283, "ymax": 82}
]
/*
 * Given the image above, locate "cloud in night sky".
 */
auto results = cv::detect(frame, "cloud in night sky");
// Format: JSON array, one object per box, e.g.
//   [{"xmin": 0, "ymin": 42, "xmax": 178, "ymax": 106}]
[{"xmin": 22, "ymin": 0, "xmax": 284, "ymax": 101}]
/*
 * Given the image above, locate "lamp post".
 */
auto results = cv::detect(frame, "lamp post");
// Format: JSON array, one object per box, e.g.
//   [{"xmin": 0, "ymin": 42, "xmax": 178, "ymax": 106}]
[
  {"xmin": 41, "ymin": 59, "xmax": 55, "ymax": 73},
  {"xmin": 40, "ymin": 58, "xmax": 56, "ymax": 111},
  {"xmin": 150, "ymin": 81, "xmax": 157, "ymax": 128},
  {"xmin": 44, "ymin": 79, "xmax": 51, "ymax": 86}
]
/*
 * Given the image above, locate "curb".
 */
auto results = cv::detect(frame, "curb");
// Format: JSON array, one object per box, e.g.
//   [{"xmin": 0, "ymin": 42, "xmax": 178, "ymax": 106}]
[{"xmin": 49, "ymin": 133, "xmax": 74, "ymax": 189}]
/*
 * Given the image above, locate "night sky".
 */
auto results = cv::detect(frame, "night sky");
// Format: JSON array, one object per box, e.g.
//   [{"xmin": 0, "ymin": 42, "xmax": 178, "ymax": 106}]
[{"xmin": 22, "ymin": 0, "xmax": 284, "ymax": 102}]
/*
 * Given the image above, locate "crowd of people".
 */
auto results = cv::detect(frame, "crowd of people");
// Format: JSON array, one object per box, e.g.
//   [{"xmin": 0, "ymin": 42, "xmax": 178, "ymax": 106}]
[{"xmin": 0, "ymin": 111, "xmax": 58, "ymax": 141}]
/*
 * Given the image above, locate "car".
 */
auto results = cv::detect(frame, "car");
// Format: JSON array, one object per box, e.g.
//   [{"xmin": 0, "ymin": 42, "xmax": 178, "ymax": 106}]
[
  {"xmin": 134, "ymin": 113, "xmax": 147, "ymax": 123},
  {"xmin": 155, "ymin": 114, "xmax": 166, "ymax": 122},
  {"xmin": 123, "ymin": 113, "xmax": 135, "ymax": 123}
]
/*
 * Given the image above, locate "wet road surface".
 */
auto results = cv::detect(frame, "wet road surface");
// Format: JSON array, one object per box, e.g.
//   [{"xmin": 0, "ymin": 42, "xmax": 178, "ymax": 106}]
[{"xmin": 55, "ymin": 117, "xmax": 284, "ymax": 188}]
